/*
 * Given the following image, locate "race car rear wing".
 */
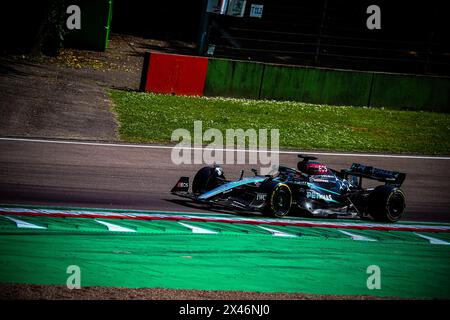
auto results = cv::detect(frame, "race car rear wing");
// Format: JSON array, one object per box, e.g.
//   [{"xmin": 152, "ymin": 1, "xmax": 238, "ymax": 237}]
[{"xmin": 341, "ymin": 163, "xmax": 406, "ymax": 187}]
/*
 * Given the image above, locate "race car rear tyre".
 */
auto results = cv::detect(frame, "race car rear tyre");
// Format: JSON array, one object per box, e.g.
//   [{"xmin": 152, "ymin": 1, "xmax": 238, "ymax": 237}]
[
  {"xmin": 264, "ymin": 183, "xmax": 292, "ymax": 218},
  {"xmin": 192, "ymin": 166, "xmax": 225, "ymax": 194},
  {"xmin": 367, "ymin": 185, "xmax": 406, "ymax": 222}
]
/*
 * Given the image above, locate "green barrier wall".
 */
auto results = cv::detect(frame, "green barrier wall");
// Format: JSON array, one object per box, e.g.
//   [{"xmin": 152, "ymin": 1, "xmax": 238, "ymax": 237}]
[
  {"xmin": 260, "ymin": 65, "xmax": 373, "ymax": 106},
  {"xmin": 204, "ymin": 58, "xmax": 450, "ymax": 112},
  {"xmin": 204, "ymin": 59, "xmax": 264, "ymax": 99},
  {"xmin": 370, "ymin": 73, "xmax": 450, "ymax": 112}
]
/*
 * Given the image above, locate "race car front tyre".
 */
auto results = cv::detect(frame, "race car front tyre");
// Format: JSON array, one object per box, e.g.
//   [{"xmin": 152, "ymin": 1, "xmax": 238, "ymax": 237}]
[
  {"xmin": 192, "ymin": 166, "xmax": 225, "ymax": 194},
  {"xmin": 367, "ymin": 185, "xmax": 406, "ymax": 222},
  {"xmin": 264, "ymin": 183, "xmax": 292, "ymax": 218}
]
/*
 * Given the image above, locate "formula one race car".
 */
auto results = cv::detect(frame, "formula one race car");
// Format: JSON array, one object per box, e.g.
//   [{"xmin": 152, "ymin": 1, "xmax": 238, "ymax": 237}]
[{"xmin": 171, "ymin": 155, "xmax": 407, "ymax": 222}]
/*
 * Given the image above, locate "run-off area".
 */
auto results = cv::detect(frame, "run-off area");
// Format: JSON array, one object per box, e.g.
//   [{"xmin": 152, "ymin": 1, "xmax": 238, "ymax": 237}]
[{"xmin": 0, "ymin": 210, "xmax": 449, "ymax": 299}]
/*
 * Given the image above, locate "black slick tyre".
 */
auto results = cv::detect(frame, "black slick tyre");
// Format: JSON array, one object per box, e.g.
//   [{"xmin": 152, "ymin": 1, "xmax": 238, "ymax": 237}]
[{"xmin": 367, "ymin": 185, "xmax": 406, "ymax": 222}]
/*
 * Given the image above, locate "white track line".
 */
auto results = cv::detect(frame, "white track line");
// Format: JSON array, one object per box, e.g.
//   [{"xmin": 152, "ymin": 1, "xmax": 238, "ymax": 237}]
[
  {"xmin": 0, "ymin": 137, "xmax": 448, "ymax": 160},
  {"xmin": 178, "ymin": 222, "xmax": 217, "ymax": 234},
  {"xmin": 414, "ymin": 233, "xmax": 450, "ymax": 245},
  {"xmin": 339, "ymin": 230, "xmax": 377, "ymax": 241},
  {"xmin": 259, "ymin": 226, "xmax": 297, "ymax": 237},
  {"xmin": 95, "ymin": 220, "xmax": 135, "ymax": 232},
  {"xmin": 4, "ymin": 216, "xmax": 46, "ymax": 229}
]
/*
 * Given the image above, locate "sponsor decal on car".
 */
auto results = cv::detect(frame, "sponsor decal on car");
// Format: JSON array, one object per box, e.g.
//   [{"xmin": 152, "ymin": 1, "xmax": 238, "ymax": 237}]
[
  {"xmin": 310, "ymin": 178, "xmax": 331, "ymax": 183},
  {"xmin": 293, "ymin": 181, "xmax": 308, "ymax": 186},
  {"xmin": 256, "ymin": 193, "xmax": 267, "ymax": 201},
  {"xmin": 307, "ymin": 190, "xmax": 333, "ymax": 201},
  {"xmin": 177, "ymin": 182, "xmax": 189, "ymax": 188}
]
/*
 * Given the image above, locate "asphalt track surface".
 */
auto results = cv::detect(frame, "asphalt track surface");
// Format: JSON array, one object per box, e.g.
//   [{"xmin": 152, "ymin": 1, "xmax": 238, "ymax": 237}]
[{"xmin": 0, "ymin": 138, "xmax": 449, "ymax": 222}]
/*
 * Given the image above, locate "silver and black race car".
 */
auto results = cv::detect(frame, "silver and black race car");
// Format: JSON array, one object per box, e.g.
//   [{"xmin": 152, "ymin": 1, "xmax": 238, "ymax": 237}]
[{"xmin": 171, "ymin": 155, "xmax": 406, "ymax": 222}]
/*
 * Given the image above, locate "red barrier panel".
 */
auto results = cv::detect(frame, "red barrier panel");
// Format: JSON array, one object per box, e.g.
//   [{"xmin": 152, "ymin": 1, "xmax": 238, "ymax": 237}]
[{"xmin": 142, "ymin": 52, "xmax": 209, "ymax": 96}]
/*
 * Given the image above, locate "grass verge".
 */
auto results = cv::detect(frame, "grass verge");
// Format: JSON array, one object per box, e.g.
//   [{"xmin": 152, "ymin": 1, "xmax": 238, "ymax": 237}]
[{"xmin": 109, "ymin": 90, "xmax": 450, "ymax": 154}]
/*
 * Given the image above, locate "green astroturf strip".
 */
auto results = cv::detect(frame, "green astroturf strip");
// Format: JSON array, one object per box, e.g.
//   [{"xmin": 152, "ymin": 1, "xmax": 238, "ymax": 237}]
[
  {"xmin": 0, "ymin": 215, "xmax": 450, "ymax": 298},
  {"xmin": 2, "ymin": 215, "xmax": 449, "ymax": 242},
  {"xmin": 0, "ymin": 233, "xmax": 449, "ymax": 298}
]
